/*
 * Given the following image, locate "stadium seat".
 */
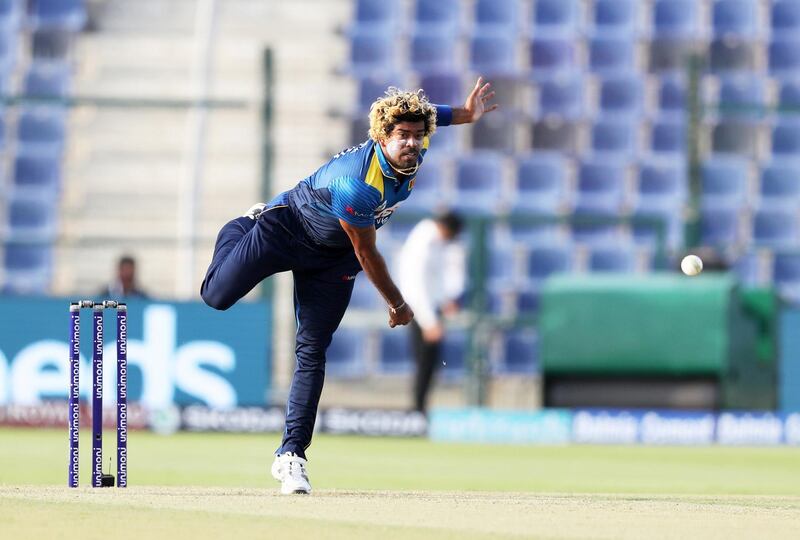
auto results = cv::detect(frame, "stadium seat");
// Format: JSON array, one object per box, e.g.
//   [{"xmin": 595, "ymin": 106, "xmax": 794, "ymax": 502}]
[
  {"xmin": 453, "ymin": 152, "xmax": 504, "ymax": 213},
  {"xmin": 325, "ymin": 328, "xmax": 368, "ymax": 378},
  {"xmin": 650, "ymin": 117, "xmax": 685, "ymax": 154},
  {"xmin": 0, "ymin": 0, "xmax": 21, "ymax": 29},
  {"xmin": 709, "ymin": 37, "xmax": 755, "ymax": 72},
  {"xmin": 752, "ymin": 204, "xmax": 799, "ymax": 248},
  {"xmin": 508, "ymin": 220, "xmax": 564, "ymax": 243},
  {"xmin": 587, "ymin": 242, "xmax": 638, "ymax": 273},
  {"xmin": 773, "ymin": 252, "xmax": 800, "ymax": 302},
  {"xmin": 440, "ymin": 331, "xmax": 468, "ymax": 378},
  {"xmin": 31, "ymin": 28, "xmax": 72, "ymax": 60},
  {"xmin": 29, "ymin": 0, "xmax": 86, "ymax": 31},
  {"xmin": 513, "ymin": 152, "xmax": 569, "ymax": 213},
  {"xmin": 701, "ymin": 155, "xmax": 749, "ymax": 206},
  {"xmin": 760, "ymin": 160, "xmax": 800, "ymax": 203},
  {"xmin": 348, "ymin": 117, "xmax": 370, "ymax": 146},
  {"xmin": 23, "ymin": 61, "xmax": 71, "ymax": 97},
  {"xmin": 471, "ymin": 112, "xmax": 517, "ymax": 154},
  {"xmin": 591, "ymin": 0, "xmax": 638, "ymax": 37},
  {"xmin": 712, "ymin": 0, "xmax": 757, "ymax": 38},
  {"xmin": 470, "ymin": 31, "xmax": 517, "ymax": 76},
  {"xmin": 410, "ymin": 32, "xmax": 458, "ymax": 75},
  {"xmin": 2, "ymin": 243, "xmax": 52, "ymax": 293},
  {"xmin": 588, "ymin": 36, "xmax": 636, "ymax": 75},
  {"xmin": 420, "ymin": 72, "xmax": 463, "ymax": 105},
  {"xmin": 777, "ymin": 78, "xmax": 800, "ymax": 116},
  {"xmin": 6, "ymin": 192, "xmax": 58, "ymax": 241},
  {"xmin": 656, "ymin": 73, "xmax": 687, "ymax": 114},
  {"xmin": 732, "ymin": 251, "xmax": 762, "ymax": 287},
  {"xmin": 717, "ymin": 75, "xmax": 765, "ymax": 119},
  {"xmin": 493, "ymin": 328, "xmax": 539, "ymax": 374},
  {"xmin": 474, "ymin": 0, "xmax": 520, "ymax": 34},
  {"xmin": 413, "ymin": 0, "xmax": 461, "ymax": 34},
  {"xmin": 771, "ymin": 120, "xmax": 800, "ymax": 156},
  {"xmin": 536, "ymin": 73, "xmax": 584, "ymax": 119},
  {"xmin": 347, "ymin": 30, "xmax": 395, "ymax": 77},
  {"xmin": 487, "ymin": 243, "xmax": 517, "ymax": 282},
  {"xmin": 529, "ymin": 37, "xmax": 575, "ymax": 79},
  {"xmin": 590, "ymin": 116, "xmax": 637, "ymax": 156},
  {"xmin": 532, "ymin": 0, "xmax": 580, "ymax": 36},
  {"xmin": 769, "ymin": 38, "xmax": 800, "ymax": 76},
  {"xmin": 574, "ymin": 159, "xmax": 627, "ymax": 214},
  {"xmin": 771, "ymin": 0, "xmax": 800, "ymax": 37},
  {"xmin": 378, "ymin": 328, "xmax": 414, "ymax": 374},
  {"xmin": 652, "ymin": 0, "xmax": 702, "ymax": 39},
  {"xmin": 350, "ymin": 0, "xmax": 401, "ymax": 33},
  {"xmin": 12, "ymin": 150, "xmax": 62, "ymax": 195},
  {"xmin": 530, "ymin": 119, "xmax": 579, "ymax": 153},
  {"xmin": 635, "ymin": 159, "xmax": 686, "ymax": 213},
  {"xmin": 355, "ymin": 74, "xmax": 406, "ymax": 114},
  {"xmin": 712, "ymin": 120, "xmax": 759, "ymax": 156},
  {"xmin": 700, "ymin": 204, "xmax": 742, "ymax": 247},
  {"xmin": 526, "ymin": 244, "xmax": 573, "ymax": 283},
  {"xmin": 17, "ymin": 107, "xmax": 66, "ymax": 152},
  {"xmin": 597, "ymin": 74, "xmax": 642, "ymax": 116}
]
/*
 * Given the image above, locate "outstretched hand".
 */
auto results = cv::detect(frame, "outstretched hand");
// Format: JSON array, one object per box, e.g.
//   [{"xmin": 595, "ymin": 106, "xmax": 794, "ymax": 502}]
[{"xmin": 463, "ymin": 76, "xmax": 499, "ymax": 123}]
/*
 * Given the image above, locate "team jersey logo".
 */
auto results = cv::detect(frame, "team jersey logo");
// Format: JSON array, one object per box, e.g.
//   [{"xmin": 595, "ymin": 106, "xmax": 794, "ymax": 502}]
[{"xmin": 374, "ymin": 200, "xmax": 403, "ymax": 227}]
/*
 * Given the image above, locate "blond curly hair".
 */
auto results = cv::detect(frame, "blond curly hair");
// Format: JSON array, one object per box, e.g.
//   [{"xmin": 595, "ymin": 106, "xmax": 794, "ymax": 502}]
[{"xmin": 368, "ymin": 87, "xmax": 437, "ymax": 141}]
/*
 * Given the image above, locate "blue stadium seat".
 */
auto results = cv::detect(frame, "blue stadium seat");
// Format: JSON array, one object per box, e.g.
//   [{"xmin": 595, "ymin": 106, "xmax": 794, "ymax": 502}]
[
  {"xmin": 440, "ymin": 331, "xmax": 468, "ymax": 378},
  {"xmin": 487, "ymin": 243, "xmax": 516, "ymax": 282},
  {"xmin": 752, "ymin": 204, "xmax": 799, "ymax": 248},
  {"xmin": 326, "ymin": 328, "xmax": 368, "ymax": 378},
  {"xmin": 348, "ymin": 30, "xmax": 395, "ymax": 76},
  {"xmin": 471, "ymin": 112, "xmax": 517, "ymax": 154},
  {"xmin": 712, "ymin": 120, "xmax": 759, "ymax": 156},
  {"xmin": 700, "ymin": 204, "xmax": 742, "ymax": 247},
  {"xmin": 530, "ymin": 119, "xmax": 579, "ymax": 153},
  {"xmin": 23, "ymin": 61, "xmax": 70, "ymax": 97},
  {"xmin": 509, "ymin": 221, "xmax": 564, "ymax": 243},
  {"xmin": 6, "ymin": 192, "xmax": 57, "ymax": 241},
  {"xmin": 348, "ymin": 116, "xmax": 370, "ymax": 146},
  {"xmin": 773, "ymin": 252, "xmax": 800, "ymax": 301},
  {"xmin": 635, "ymin": 159, "xmax": 686, "ymax": 213},
  {"xmin": 650, "ymin": 117, "xmax": 685, "ymax": 154},
  {"xmin": 777, "ymin": 78, "xmax": 800, "ymax": 115},
  {"xmin": 769, "ymin": 38, "xmax": 800, "ymax": 76},
  {"xmin": 657, "ymin": 73, "xmax": 687, "ymax": 114},
  {"xmin": 31, "ymin": 28, "xmax": 71, "ymax": 60},
  {"xmin": 420, "ymin": 72, "xmax": 463, "ymax": 105},
  {"xmin": 771, "ymin": 120, "xmax": 800, "ymax": 156},
  {"xmin": 470, "ymin": 31, "xmax": 517, "ymax": 75},
  {"xmin": 3, "ymin": 243, "xmax": 51, "ymax": 272},
  {"xmin": 526, "ymin": 244, "xmax": 573, "ymax": 283},
  {"xmin": 592, "ymin": 0, "xmax": 638, "ymax": 37},
  {"xmin": 410, "ymin": 32, "xmax": 457, "ymax": 75},
  {"xmin": 717, "ymin": 75, "xmax": 765, "ymax": 119},
  {"xmin": 514, "ymin": 152, "xmax": 568, "ymax": 213},
  {"xmin": 474, "ymin": 0, "xmax": 520, "ymax": 33},
  {"xmin": 588, "ymin": 36, "xmax": 636, "ymax": 75},
  {"xmin": 771, "ymin": 0, "xmax": 800, "ymax": 37},
  {"xmin": 351, "ymin": 0, "xmax": 401, "ymax": 32},
  {"xmin": 732, "ymin": 251, "xmax": 761, "ymax": 287},
  {"xmin": 17, "ymin": 107, "xmax": 66, "ymax": 152},
  {"xmin": 598, "ymin": 74, "xmax": 642, "ymax": 116},
  {"xmin": 30, "ymin": 0, "xmax": 86, "ymax": 31},
  {"xmin": 0, "ymin": 0, "xmax": 21, "ymax": 28},
  {"xmin": 591, "ymin": 117, "xmax": 637, "ymax": 156},
  {"xmin": 536, "ymin": 73, "xmax": 584, "ymax": 119},
  {"xmin": 12, "ymin": 150, "xmax": 62, "ymax": 195},
  {"xmin": 405, "ymin": 155, "xmax": 448, "ymax": 209},
  {"xmin": 530, "ymin": 37, "xmax": 575, "ymax": 79},
  {"xmin": 0, "ymin": 23, "xmax": 16, "ymax": 69},
  {"xmin": 760, "ymin": 160, "xmax": 800, "ymax": 203},
  {"xmin": 575, "ymin": 159, "xmax": 627, "ymax": 213},
  {"xmin": 494, "ymin": 328, "xmax": 539, "ymax": 374},
  {"xmin": 587, "ymin": 243, "xmax": 638, "ymax": 273},
  {"xmin": 701, "ymin": 155, "xmax": 749, "ymax": 206},
  {"xmin": 712, "ymin": 0, "xmax": 757, "ymax": 38},
  {"xmin": 413, "ymin": 0, "xmax": 461, "ymax": 34},
  {"xmin": 355, "ymin": 74, "xmax": 406, "ymax": 114},
  {"xmin": 453, "ymin": 152, "xmax": 504, "ymax": 213},
  {"xmin": 652, "ymin": 0, "xmax": 702, "ymax": 39},
  {"xmin": 379, "ymin": 328, "xmax": 414, "ymax": 374},
  {"xmin": 532, "ymin": 0, "xmax": 579, "ymax": 36}
]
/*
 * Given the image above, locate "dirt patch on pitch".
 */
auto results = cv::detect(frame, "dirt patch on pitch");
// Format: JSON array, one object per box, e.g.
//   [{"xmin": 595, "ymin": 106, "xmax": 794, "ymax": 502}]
[{"xmin": 2, "ymin": 486, "xmax": 800, "ymax": 539}]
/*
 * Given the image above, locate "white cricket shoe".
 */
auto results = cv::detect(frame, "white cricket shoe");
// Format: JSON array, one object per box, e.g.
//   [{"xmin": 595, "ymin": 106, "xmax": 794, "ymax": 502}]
[
  {"xmin": 242, "ymin": 202, "xmax": 267, "ymax": 220},
  {"xmin": 271, "ymin": 452, "xmax": 312, "ymax": 495}
]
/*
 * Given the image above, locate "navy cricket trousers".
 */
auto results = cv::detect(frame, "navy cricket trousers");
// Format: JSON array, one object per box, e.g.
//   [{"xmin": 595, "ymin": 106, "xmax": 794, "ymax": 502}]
[{"xmin": 200, "ymin": 195, "xmax": 361, "ymax": 459}]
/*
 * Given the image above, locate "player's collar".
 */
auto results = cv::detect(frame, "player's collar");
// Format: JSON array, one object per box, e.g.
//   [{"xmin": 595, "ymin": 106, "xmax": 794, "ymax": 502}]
[{"xmin": 374, "ymin": 142, "xmax": 418, "ymax": 180}]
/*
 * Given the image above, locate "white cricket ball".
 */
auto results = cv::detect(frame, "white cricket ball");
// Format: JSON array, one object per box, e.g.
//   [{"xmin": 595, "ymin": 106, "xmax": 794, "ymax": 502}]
[{"xmin": 681, "ymin": 254, "xmax": 703, "ymax": 276}]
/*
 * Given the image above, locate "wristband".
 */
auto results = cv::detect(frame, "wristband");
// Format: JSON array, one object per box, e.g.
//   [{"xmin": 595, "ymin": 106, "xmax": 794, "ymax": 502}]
[{"xmin": 389, "ymin": 301, "xmax": 406, "ymax": 315}]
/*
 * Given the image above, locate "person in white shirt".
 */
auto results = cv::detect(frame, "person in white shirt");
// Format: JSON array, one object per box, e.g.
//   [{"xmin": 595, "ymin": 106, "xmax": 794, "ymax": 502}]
[{"xmin": 396, "ymin": 212, "xmax": 466, "ymax": 413}]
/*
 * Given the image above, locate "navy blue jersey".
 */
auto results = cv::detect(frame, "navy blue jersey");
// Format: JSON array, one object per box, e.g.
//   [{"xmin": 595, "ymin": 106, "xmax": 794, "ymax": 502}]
[{"xmin": 285, "ymin": 105, "xmax": 453, "ymax": 248}]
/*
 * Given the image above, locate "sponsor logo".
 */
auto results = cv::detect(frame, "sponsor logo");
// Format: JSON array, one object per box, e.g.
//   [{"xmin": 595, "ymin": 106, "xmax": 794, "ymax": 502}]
[
  {"xmin": 118, "ymin": 403, "xmax": 128, "ymax": 443},
  {"xmin": 345, "ymin": 205, "xmax": 355, "ymax": 215},
  {"xmin": 118, "ymin": 447, "xmax": 127, "ymax": 486},
  {"xmin": 716, "ymin": 413, "xmax": 783, "ymax": 445},
  {"xmin": 374, "ymin": 200, "xmax": 403, "ymax": 227},
  {"xmin": 573, "ymin": 410, "xmax": 639, "ymax": 444},
  {"xmin": 640, "ymin": 412, "xmax": 715, "ymax": 445},
  {"xmin": 93, "ymin": 447, "xmax": 103, "ymax": 485},
  {"xmin": 341, "ymin": 275, "xmax": 357, "ymax": 281}
]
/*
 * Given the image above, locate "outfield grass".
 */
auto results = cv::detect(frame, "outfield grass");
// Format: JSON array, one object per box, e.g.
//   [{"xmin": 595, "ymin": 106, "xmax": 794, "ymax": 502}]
[{"xmin": 1, "ymin": 427, "xmax": 799, "ymax": 539}]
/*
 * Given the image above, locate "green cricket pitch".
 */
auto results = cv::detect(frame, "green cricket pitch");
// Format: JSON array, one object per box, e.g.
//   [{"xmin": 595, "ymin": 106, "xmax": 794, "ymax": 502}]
[{"xmin": 1, "ymin": 427, "xmax": 799, "ymax": 539}]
